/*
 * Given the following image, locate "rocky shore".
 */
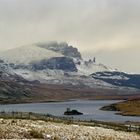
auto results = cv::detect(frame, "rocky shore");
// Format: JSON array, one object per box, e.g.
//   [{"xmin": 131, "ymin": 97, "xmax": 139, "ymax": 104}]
[{"xmin": 0, "ymin": 119, "xmax": 139, "ymax": 139}]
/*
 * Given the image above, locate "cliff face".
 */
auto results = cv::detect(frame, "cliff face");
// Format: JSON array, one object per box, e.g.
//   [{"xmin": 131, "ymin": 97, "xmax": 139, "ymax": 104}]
[{"xmin": 30, "ymin": 57, "xmax": 77, "ymax": 72}]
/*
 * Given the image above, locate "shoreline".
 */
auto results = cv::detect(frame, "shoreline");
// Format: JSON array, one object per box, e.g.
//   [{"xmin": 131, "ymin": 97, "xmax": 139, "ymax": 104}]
[
  {"xmin": 1, "ymin": 99, "xmax": 140, "ymax": 118},
  {"xmin": 100, "ymin": 99, "xmax": 140, "ymax": 117},
  {"xmin": 0, "ymin": 98, "xmax": 123, "ymax": 105},
  {"xmin": 0, "ymin": 111, "xmax": 139, "ymax": 129}
]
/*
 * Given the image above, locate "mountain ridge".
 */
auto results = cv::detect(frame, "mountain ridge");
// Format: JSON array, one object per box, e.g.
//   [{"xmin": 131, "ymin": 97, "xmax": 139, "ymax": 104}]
[{"xmin": 0, "ymin": 41, "xmax": 140, "ymax": 90}]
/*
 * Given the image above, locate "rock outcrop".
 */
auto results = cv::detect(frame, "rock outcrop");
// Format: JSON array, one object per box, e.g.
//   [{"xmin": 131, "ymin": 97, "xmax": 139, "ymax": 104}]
[
  {"xmin": 30, "ymin": 57, "xmax": 77, "ymax": 72},
  {"xmin": 37, "ymin": 41, "xmax": 82, "ymax": 59}
]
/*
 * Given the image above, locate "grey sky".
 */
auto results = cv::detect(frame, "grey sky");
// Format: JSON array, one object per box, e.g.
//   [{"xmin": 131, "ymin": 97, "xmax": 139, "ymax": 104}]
[{"xmin": 0, "ymin": 0, "xmax": 140, "ymax": 73}]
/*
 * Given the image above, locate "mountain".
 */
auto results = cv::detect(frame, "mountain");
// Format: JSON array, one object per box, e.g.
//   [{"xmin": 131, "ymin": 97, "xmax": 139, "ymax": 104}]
[
  {"xmin": 0, "ymin": 44, "xmax": 63, "ymax": 65},
  {"xmin": 0, "ymin": 41, "xmax": 139, "ymax": 103},
  {"xmin": 0, "ymin": 42, "xmax": 112, "ymax": 88},
  {"xmin": 0, "ymin": 41, "xmax": 140, "ymax": 90},
  {"xmin": 91, "ymin": 71, "xmax": 140, "ymax": 89},
  {"xmin": 0, "ymin": 60, "xmax": 33, "ymax": 103}
]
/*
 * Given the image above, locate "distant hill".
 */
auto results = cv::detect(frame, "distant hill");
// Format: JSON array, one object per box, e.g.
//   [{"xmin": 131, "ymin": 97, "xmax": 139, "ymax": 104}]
[{"xmin": 91, "ymin": 71, "xmax": 140, "ymax": 89}]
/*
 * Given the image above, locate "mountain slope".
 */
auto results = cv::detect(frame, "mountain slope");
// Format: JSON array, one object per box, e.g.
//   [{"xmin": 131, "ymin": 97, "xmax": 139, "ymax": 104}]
[
  {"xmin": 0, "ymin": 45, "xmax": 63, "ymax": 65},
  {"xmin": 92, "ymin": 71, "xmax": 140, "ymax": 89},
  {"xmin": 77, "ymin": 60, "xmax": 114, "ymax": 75}
]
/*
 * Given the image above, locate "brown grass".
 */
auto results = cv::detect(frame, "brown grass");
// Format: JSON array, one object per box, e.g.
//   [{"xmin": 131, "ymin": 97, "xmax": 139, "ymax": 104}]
[
  {"xmin": 115, "ymin": 99, "xmax": 140, "ymax": 116},
  {"xmin": 1, "ymin": 81, "xmax": 140, "ymax": 104},
  {"xmin": 29, "ymin": 129, "xmax": 44, "ymax": 139},
  {"xmin": 101, "ymin": 98, "xmax": 140, "ymax": 116}
]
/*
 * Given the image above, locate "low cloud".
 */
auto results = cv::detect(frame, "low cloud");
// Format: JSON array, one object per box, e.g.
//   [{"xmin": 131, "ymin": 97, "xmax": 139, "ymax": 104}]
[{"xmin": 0, "ymin": 0, "xmax": 140, "ymax": 72}]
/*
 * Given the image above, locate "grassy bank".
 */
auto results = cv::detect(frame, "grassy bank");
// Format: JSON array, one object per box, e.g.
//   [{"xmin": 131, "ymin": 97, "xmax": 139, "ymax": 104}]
[
  {"xmin": 0, "ymin": 111, "xmax": 139, "ymax": 133},
  {"xmin": 101, "ymin": 98, "xmax": 140, "ymax": 116}
]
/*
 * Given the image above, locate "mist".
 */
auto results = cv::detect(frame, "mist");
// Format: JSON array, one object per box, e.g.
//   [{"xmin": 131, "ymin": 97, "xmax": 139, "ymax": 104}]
[{"xmin": 0, "ymin": 0, "xmax": 140, "ymax": 73}]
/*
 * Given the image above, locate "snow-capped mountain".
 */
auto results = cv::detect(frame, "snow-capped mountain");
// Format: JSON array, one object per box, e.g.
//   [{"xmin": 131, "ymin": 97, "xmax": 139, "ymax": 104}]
[
  {"xmin": 0, "ymin": 44, "xmax": 63, "ymax": 65},
  {"xmin": 92, "ymin": 71, "xmax": 140, "ymax": 89},
  {"xmin": 0, "ymin": 41, "xmax": 140, "ymax": 90}
]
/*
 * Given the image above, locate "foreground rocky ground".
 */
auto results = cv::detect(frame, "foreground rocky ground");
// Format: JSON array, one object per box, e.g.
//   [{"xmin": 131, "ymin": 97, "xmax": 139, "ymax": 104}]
[{"xmin": 0, "ymin": 119, "xmax": 139, "ymax": 140}]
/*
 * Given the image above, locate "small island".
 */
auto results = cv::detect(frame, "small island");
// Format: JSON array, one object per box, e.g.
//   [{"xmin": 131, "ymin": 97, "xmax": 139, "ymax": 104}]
[{"xmin": 64, "ymin": 108, "xmax": 83, "ymax": 115}]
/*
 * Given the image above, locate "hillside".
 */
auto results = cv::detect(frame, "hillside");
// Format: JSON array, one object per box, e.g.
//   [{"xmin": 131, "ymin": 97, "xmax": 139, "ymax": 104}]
[
  {"xmin": 0, "ymin": 79, "xmax": 140, "ymax": 104},
  {"xmin": 101, "ymin": 98, "xmax": 140, "ymax": 116},
  {"xmin": 92, "ymin": 71, "xmax": 140, "ymax": 89}
]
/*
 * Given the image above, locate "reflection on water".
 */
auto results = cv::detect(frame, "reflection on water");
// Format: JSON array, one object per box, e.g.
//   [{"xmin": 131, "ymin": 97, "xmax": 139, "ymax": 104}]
[{"xmin": 0, "ymin": 100, "xmax": 140, "ymax": 122}]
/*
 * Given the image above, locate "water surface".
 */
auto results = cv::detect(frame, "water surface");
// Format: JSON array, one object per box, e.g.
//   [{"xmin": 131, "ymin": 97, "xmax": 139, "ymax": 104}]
[{"xmin": 0, "ymin": 100, "xmax": 139, "ymax": 122}]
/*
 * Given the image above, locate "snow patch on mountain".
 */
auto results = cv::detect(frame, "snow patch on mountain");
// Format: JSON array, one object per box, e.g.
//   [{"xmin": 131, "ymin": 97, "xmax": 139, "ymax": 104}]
[
  {"xmin": 0, "ymin": 45, "xmax": 63, "ymax": 65},
  {"xmin": 77, "ymin": 60, "xmax": 114, "ymax": 75},
  {"xmin": 92, "ymin": 71, "xmax": 130, "ymax": 80},
  {"xmin": 13, "ymin": 68, "xmax": 114, "ymax": 88}
]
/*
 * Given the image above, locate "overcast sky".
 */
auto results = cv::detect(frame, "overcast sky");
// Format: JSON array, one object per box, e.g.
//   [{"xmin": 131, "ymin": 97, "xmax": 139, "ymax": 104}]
[{"xmin": 0, "ymin": 0, "xmax": 140, "ymax": 73}]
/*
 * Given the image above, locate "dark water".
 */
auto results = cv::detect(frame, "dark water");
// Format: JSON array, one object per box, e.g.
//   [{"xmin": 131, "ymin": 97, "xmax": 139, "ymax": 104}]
[{"xmin": 0, "ymin": 100, "xmax": 139, "ymax": 122}]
